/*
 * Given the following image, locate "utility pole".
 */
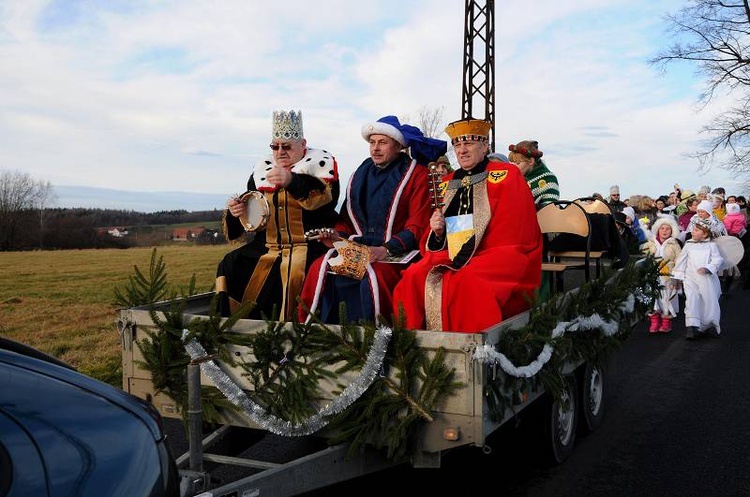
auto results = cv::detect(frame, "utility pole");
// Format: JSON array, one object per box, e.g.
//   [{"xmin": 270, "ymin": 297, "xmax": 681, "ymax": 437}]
[{"xmin": 461, "ymin": 0, "xmax": 495, "ymax": 152}]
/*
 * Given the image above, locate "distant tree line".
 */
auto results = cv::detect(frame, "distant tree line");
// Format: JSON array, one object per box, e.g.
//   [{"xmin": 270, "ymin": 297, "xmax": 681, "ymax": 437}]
[
  {"xmin": 4, "ymin": 206, "xmax": 224, "ymax": 251},
  {"xmin": 1, "ymin": 169, "xmax": 224, "ymax": 251}
]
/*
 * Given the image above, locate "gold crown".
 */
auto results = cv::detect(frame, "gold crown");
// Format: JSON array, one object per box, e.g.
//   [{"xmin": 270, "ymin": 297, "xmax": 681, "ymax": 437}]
[
  {"xmin": 272, "ymin": 110, "xmax": 304, "ymax": 140},
  {"xmin": 445, "ymin": 119, "xmax": 492, "ymax": 145}
]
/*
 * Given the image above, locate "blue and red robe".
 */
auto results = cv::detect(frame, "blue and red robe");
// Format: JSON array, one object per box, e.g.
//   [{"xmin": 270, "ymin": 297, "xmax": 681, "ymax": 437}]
[{"xmin": 298, "ymin": 152, "xmax": 431, "ymax": 324}]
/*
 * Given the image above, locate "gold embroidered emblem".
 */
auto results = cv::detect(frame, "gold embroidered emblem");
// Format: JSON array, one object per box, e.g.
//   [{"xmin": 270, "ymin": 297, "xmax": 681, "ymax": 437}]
[
  {"xmin": 538, "ymin": 179, "xmax": 547, "ymax": 188},
  {"xmin": 438, "ymin": 181, "xmax": 449, "ymax": 198},
  {"xmin": 461, "ymin": 177, "xmax": 471, "ymax": 187},
  {"xmin": 488, "ymin": 170, "xmax": 508, "ymax": 183}
]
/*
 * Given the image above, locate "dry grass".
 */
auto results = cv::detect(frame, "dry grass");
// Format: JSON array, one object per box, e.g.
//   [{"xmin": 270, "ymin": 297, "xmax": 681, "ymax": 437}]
[{"xmin": 0, "ymin": 245, "xmax": 233, "ymax": 386}]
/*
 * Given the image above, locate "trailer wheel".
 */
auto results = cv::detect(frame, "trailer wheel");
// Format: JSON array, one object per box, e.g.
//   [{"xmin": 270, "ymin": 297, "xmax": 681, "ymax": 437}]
[
  {"xmin": 580, "ymin": 362, "xmax": 605, "ymax": 433},
  {"xmin": 543, "ymin": 374, "xmax": 578, "ymax": 465}
]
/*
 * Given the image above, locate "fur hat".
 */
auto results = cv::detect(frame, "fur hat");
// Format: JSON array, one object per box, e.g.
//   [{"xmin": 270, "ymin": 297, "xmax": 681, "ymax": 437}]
[
  {"xmin": 650, "ymin": 215, "xmax": 681, "ymax": 240},
  {"xmin": 697, "ymin": 199, "xmax": 713, "ymax": 213},
  {"xmin": 727, "ymin": 202, "xmax": 741, "ymax": 215},
  {"xmin": 698, "ymin": 185, "xmax": 711, "ymax": 195},
  {"xmin": 610, "ymin": 185, "xmax": 620, "ymax": 195}
]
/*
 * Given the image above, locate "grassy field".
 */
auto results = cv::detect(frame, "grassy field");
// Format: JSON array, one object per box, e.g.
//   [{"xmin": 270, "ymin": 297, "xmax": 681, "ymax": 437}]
[{"xmin": 0, "ymin": 244, "xmax": 234, "ymax": 386}]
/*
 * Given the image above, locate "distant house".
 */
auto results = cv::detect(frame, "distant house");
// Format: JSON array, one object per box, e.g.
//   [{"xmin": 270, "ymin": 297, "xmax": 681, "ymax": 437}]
[
  {"xmin": 172, "ymin": 227, "xmax": 207, "ymax": 241},
  {"xmin": 107, "ymin": 227, "xmax": 128, "ymax": 238}
]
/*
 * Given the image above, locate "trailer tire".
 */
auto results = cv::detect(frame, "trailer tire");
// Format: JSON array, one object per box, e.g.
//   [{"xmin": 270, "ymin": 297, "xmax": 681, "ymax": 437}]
[
  {"xmin": 579, "ymin": 362, "xmax": 605, "ymax": 434},
  {"xmin": 543, "ymin": 374, "xmax": 578, "ymax": 465}
]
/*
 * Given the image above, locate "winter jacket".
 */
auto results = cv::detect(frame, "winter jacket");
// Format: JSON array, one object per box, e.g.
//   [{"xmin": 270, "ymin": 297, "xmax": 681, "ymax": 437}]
[
  {"xmin": 723, "ymin": 211, "xmax": 747, "ymax": 237},
  {"xmin": 641, "ymin": 216, "xmax": 683, "ymax": 275}
]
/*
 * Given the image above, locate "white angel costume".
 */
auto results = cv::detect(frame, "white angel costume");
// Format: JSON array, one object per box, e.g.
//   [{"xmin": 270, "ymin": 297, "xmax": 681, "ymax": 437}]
[{"xmin": 672, "ymin": 239, "xmax": 724, "ymax": 334}]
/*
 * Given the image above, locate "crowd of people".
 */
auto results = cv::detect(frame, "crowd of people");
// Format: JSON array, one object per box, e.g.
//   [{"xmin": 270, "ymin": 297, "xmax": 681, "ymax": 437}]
[
  {"xmin": 600, "ymin": 182, "xmax": 749, "ymax": 338},
  {"xmin": 213, "ymin": 108, "xmax": 746, "ymax": 339}
]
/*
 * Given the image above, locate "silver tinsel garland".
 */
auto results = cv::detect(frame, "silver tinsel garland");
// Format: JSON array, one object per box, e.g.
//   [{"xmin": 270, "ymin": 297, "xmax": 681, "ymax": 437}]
[
  {"xmin": 473, "ymin": 292, "xmax": 637, "ymax": 378},
  {"xmin": 181, "ymin": 325, "xmax": 392, "ymax": 437}
]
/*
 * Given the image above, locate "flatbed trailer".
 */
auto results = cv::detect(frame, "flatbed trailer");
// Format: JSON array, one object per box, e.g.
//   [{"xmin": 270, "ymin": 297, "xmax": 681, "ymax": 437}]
[{"xmin": 119, "ymin": 264, "xmax": 649, "ymax": 496}]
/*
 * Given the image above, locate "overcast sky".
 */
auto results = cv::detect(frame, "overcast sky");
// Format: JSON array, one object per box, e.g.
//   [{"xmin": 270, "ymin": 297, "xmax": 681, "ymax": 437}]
[{"xmin": 1, "ymin": 0, "xmax": 745, "ymax": 211}]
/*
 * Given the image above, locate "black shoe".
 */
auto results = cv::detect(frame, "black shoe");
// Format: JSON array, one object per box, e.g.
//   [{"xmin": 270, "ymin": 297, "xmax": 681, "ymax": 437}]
[{"xmin": 685, "ymin": 327, "xmax": 698, "ymax": 340}]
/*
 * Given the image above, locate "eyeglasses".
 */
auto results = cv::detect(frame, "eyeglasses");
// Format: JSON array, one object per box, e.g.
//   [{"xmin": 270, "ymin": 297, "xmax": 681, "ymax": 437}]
[{"xmin": 270, "ymin": 143, "xmax": 293, "ymax": 151}]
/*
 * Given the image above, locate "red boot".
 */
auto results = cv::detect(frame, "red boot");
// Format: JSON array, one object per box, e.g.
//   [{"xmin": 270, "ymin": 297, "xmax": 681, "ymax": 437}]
[
  {"xmin": 648, "ymin": 313, "xmax": 661, "ymax": 333},
  {"xmin": 659, "ymin": 316, "xmax": 672, "ymax": 333}
]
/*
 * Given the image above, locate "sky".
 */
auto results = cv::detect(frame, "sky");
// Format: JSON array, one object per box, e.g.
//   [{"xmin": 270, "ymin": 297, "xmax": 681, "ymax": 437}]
[{"xmin": 1, "ymin": 0, "xmax": 746, "ymax": 212}]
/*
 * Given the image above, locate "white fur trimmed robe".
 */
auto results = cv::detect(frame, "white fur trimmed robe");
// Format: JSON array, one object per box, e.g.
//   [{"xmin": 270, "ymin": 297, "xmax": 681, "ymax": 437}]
[{"xmin": 641, "ymin": 216, "xmax": 683, "ymax": 317}]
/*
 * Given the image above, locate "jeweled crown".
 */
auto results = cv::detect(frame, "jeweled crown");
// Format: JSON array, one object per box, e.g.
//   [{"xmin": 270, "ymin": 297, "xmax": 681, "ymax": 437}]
[
  {"xmin": 444, "ymin": 118, "xmax": 492, "ymax": 145},
  {"xmin": 272, "ymin": 110, "xmax": 304, "ymax": 141}
]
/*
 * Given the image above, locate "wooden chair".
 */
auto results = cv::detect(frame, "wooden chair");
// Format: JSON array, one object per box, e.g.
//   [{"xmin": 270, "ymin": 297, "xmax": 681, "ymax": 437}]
[
  {"xmin": 544, "ymin": 197, "xmax": 613, "ymax": 279},
  {"xmin": 537, "ymin": 200, "xmax": 593, "ymax": 293}
]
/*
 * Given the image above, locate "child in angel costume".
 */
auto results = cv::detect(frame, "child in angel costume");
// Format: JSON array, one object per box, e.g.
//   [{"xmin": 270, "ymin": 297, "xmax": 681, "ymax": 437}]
[
  {"xmin": 672, "ymin": 218, "xmax": 724, "ymax": 340},
  {"xmin": 641, "ymin": 216, "xmax": 683, "ymax": 333}
]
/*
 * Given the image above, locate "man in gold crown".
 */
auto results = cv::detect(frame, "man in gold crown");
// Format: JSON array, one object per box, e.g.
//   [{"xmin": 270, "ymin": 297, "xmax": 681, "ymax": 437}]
[
  {"xmin": 392, "ymin": 118, "xmax": 543, "ymax": 333},
  {"xmin": 215, "ymin": 110, "xmax": 340, "ymax": 320},
  {"xmin": 298, "ymin": 115, "xmax": 446, "ymax": 324}
]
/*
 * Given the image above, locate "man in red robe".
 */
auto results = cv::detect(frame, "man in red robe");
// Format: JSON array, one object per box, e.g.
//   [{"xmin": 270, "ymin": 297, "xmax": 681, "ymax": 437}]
[{"xmin": 392, "ymin": 118, "xmax": 543, "ymax": 333}]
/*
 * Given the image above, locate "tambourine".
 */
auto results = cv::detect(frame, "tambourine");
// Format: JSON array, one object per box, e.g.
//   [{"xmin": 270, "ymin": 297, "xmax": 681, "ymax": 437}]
[{"xmin": 238, "ymin": 190, "xmax": 270, "ymax": 232}]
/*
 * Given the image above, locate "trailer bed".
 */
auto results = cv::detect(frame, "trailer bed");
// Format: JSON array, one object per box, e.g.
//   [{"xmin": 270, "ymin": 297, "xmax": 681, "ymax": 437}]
[{"xmin": 119, "ymin": 261, "xmax": 651, "ymax": 496}]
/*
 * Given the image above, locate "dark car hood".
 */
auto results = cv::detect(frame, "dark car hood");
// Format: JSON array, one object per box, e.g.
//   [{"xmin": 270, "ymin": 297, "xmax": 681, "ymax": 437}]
[{"xmin": 0, "ymin": 346, "xmax": 163, "ymax": 440}]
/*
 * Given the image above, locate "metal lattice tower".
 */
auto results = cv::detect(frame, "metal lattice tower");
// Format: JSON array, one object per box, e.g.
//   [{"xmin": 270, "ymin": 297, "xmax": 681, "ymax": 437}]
[{"xmin": 461, "ymin": 0, "xmax": 495, "ymax": 152}]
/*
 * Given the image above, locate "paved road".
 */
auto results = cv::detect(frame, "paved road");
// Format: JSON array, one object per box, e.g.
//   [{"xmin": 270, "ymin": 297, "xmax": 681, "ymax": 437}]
[
  {"xmin": 166, "ymin": 277, "xmax": 750, "ymax": 496},
  {"xmin": 318, "ymin": 277, "xmax": 750, "ymax": 496},
  {"xmin": 518, "ymin": 278, "xmax": 750, "ymax": 497}
]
